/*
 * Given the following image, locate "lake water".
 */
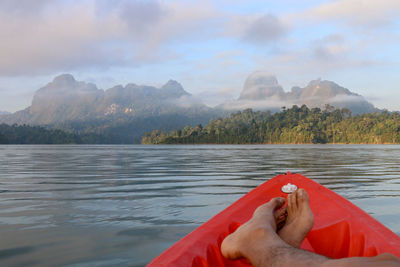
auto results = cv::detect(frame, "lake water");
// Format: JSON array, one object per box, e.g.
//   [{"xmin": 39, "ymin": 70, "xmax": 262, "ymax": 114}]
[{"xmin": 1, "ymin": 145, "xmax": 400, "ymax": 266}]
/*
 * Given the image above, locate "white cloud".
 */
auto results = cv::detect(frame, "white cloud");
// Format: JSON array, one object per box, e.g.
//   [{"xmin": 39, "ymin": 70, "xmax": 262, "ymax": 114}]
[
  {"xmin": 164, "ymin": 95, "xmax": 206, "ymax": 109},
  {"xmin": 252, "ymin": 32, "xmax": 385, "ymax": 84},
  {"xmin": 0, "ymin": 0, "xmax": 218, "ymax": 76},
  {"xmin": 1, "ymin": 0, "xmax": 399, "ymax": 113},
  {"xmin": 0, "ymin": 1, "xmax": 118, "ymax": 75},
  {"xmin": 298, "ymin": 0, "xmax": 400, "ymax": 27},
  {"xmin": 221, "ymin": 98, "xmax": 291, "ymax": 111},
  {"xmin": 330, "ymin": 94, "xmax": 364, "ymax": 103}
]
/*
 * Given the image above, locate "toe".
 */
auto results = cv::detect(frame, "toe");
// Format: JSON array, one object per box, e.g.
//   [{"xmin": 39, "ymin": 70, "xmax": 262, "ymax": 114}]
[
  {"xmin": 297, "ymin": 188, "xmax": 309, "ymax": 207},
  {"xmin": 297, "ymin": 188, "xmax": 304, "ymax": 199},
  {"xmin": 269, "ymin": 197, "xmax": 285, "ymax": 210},
  {"xmin": 287, "ymin": 194, "xmax": 293, "ymax": 215},
  {"xmin": 296, "ymin": 189, "xmax": 304, "ymax": 211},
  {"xmin": 275, "ymin": 206, "xmax": 287, "ymax": 219},
  {"xmin": 254, "ymin": 197, "xmax": 285, "ymax": 217},
  {"xmin": 286, "ymin": 194, "xmax": 291, "ymax": 213},
  {"xmin": 289, "ymin": 192, "xmax": 297, "ymax": 212}
]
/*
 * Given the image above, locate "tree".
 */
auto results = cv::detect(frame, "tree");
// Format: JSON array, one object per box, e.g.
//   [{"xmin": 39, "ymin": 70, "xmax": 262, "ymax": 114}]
[
  {"xmin": 141, "ymin": 105, "xmax": 400, "ymax": 145},
  {"xmin": 0, "ymin": 132, "xmax": 9, "ymax": 144}
]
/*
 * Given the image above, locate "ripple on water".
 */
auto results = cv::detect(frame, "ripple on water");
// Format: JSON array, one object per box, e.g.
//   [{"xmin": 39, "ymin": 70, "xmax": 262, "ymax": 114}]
[{"xmin": 1, "ymin": 144, "xmax": 400, "ymax": 266}]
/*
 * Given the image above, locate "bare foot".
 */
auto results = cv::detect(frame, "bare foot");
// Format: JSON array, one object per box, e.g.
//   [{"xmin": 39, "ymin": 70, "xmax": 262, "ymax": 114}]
[
  {"xmin": 278, "ymin": 188, "xmax": 314, "ymax": 248},
  {"xmin": 275, "ymin": 206, "xmax": 287, "ymax": 231},
  {"xmin": 221, "ymin": 197, "xmax": 285, "ymax": 260}
]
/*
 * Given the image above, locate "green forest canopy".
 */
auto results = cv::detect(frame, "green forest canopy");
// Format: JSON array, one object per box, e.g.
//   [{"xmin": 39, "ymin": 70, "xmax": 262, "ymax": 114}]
[
  {"xmin": 0, "ymin": 124, "xmax": 105, "ymax": 144},
  {"xmin": 142, "ymin": 105, "xmax": 400, "ymax": 144}
]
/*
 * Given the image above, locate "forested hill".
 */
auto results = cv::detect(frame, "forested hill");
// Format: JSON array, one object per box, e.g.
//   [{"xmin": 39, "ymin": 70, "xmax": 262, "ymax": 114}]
[
  {"xmin": 142, "ymin": 105, "xmax": 400, "ymax": 144},
  {"xmin": 0, "ymin": 124, "xmax": 106, "ymax": 144}
]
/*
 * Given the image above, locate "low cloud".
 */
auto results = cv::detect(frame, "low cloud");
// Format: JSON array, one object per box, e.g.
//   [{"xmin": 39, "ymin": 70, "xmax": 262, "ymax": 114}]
[
  {"xmin": 164, "ymin": 95, "xmax": 206, "ymax": 109},
  {"xmin": 220, "ymin": 93, "xmax": 373, "ymax": 113},
  {"xmin": 330, "ymin": 94, "xmax": 364, "ymax": 103},
  {"xmin": 221, "ymin": 97, "xmax": 292, "ymax": 112},
  {"xmin": 195, "ymin": 89, "xmax": 238, "ymax": 108}
]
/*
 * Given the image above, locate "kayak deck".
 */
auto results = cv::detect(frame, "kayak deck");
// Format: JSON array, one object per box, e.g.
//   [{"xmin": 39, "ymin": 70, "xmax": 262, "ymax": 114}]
[{"xmin": 148, "ymin": 172, "xmax": 400, "ymax": 266}]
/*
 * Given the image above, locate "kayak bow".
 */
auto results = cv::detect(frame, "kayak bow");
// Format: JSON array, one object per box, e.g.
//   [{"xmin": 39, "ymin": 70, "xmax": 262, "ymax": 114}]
[{"xmin": 148, "ymin": 172, "xmax": 400, "ymax": 266}]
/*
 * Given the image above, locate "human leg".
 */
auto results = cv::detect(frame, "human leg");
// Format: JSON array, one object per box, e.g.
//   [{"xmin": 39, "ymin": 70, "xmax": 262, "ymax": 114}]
[
  {"xmin": 321, "ymin": 253, "xmax": 400, "ymax": 267},
  {"xmin": 221, "ymin": 192, "xmax": 400, "ymax": 267},
  {"xmin": 220, "ymin": 197, "xmax": 327, "ymax": 267}
]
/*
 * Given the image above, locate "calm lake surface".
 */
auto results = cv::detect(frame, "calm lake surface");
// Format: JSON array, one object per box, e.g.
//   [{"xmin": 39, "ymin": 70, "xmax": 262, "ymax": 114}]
[{"xmin": 1, "ymin": 145, "xmax": 400, "ymax": 266}]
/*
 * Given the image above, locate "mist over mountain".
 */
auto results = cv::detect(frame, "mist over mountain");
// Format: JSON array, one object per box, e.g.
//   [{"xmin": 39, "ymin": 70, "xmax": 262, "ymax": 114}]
[
  {"xmin": 1, "ymin": 74, "xmax": 211, "ymax": 125},
  {"xmin": 0, "ymin": 73, "xmax": 379, "ymax": 143},
  {"xmin": 239, "ymin": 73, "xmax": 285, "ymax": 100},
  {"xmin": 29, "ymin": 74, "xmax": 103, "ymax": 124},
  {"xmin": 222, "ymin": 71, "xmax": 377, "ymax": 114},
  {"xmin": 0, "ymin": 111, "xmax": 10, "ymax": 115},
  {"xmin": 0, "ymin": 74, "xmax": 217, "ymax": 143}
]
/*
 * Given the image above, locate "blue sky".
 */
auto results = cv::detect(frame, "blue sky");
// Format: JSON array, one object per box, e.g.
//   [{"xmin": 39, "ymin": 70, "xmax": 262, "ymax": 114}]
[{"xmin": 0, "ymin": 0, "xmax": 399, "ymax": 112}]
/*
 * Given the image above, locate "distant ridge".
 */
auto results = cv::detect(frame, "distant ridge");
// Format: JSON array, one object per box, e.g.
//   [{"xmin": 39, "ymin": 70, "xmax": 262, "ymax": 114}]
[
  {"xmin": 0, "ymin": 73, "xmax": 381, "ymax": 143},
  {"xmin": 1, "ymin": 74, "xmax": 210, "ymax": 125},
  {"xmin": 222, "ymin": 71, "xmax": 377, "ymax": 114},
  {"xmin": 0, "ymin": 74, "xmax": 217, "ymax": 143}
]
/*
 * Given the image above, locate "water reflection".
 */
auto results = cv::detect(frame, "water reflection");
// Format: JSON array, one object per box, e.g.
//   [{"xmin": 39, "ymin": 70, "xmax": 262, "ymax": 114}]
[{"xmin": 0, "ymin": 145, "xmax": 400, "ymax": 266}]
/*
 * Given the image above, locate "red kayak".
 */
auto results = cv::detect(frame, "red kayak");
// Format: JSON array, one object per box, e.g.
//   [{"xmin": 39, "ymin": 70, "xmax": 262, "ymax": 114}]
[{"xmin": 148, "ymin": 172, "xmax": 400, "ymax": 266}]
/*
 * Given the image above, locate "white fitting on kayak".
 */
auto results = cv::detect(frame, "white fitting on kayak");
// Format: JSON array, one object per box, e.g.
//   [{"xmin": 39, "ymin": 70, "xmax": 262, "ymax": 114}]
[{"xmin": 281, "ymin": 183, "xmax": 298, "ymax": 193}]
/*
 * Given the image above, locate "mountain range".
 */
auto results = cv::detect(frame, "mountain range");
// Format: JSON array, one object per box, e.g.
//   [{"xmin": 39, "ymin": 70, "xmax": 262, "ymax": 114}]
[
  {"xmin": 222, "ymin": 71, "xmax": 377, "ymax": 114},
  {"xmin": 0, "ymin": 72, "xmax": 379, "ymax": 143},
  {"xmin": 3, "ymin": 74, "xmax": 210, "ymax": 125}
]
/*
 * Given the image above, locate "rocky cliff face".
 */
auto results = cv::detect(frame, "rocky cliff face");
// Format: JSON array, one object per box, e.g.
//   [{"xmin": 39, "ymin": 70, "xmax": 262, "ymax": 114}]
[
  {"xmin": 239, "ymin": 72, "xmax": 285, "ymax": 100},
  {"xmin": 29, "ymin": 74, "xmax": 104, "ymax": 123},
  {"xmin": 160, "ymin": 80, "xmax": 190, "ymax": 98},
  {"xmin": 288, "ymin": 79, "xmax": 376, "ymax": 113},
  {"xmin": 1, "ymin": 72, "xmax": 379, "ymax": 127},
  {"xmin": 1, "ymin": 74, "xmax": 208, "ymax": 125},
  {"xmin": 230, "ymin": 72, "xmax": 377, "ymax": 114}
]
